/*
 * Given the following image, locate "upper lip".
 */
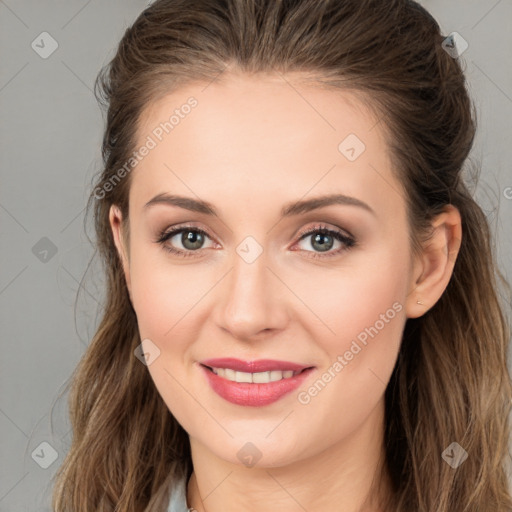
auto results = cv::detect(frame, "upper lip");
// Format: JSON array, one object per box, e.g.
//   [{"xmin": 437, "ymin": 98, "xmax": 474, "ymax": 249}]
[{"xmin": 200, "ymin": 358, "xmax": 314, "ymax": 373}]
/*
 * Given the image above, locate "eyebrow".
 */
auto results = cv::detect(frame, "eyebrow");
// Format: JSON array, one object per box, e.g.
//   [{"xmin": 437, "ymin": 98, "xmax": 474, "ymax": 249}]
[{"xmin": 143, "ymin": 192, "xmax": 376, "ymax": 218}]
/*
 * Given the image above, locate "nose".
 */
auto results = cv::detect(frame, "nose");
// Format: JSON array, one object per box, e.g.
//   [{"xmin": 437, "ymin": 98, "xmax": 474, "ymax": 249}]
[{"xmin": 213, "ymin": 247, "xmax": 289, "ymax": 341}]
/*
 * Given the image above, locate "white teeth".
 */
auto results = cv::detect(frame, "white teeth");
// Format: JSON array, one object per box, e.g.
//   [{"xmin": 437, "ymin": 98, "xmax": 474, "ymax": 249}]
[
  {"xmin": 235, "ymin": 371, "xmax": 253, "ymax": 383},
  {"xmin": 210, "ymin": 367, "xmax": 298, "ymax": 383},
  {"xmin": 224, "ymin": 368, "xmax": 236, "ymax": 381}
]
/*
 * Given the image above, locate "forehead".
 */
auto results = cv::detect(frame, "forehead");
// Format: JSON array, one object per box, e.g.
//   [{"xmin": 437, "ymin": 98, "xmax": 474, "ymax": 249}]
[{"xmin": 131, "ymin": 73, "xmax": 404, "ymax": 221}]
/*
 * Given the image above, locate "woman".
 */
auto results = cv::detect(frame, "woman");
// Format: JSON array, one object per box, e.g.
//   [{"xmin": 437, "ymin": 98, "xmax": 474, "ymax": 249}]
[{"xmin": 51, "ymin": 0, "xmax": 512, "ymax": 510}]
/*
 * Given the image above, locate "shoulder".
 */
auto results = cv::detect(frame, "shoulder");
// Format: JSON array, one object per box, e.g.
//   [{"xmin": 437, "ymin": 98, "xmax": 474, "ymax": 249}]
[{"xmin": 166, "ymin": 474, "xmax": 189, "ymax": 512}]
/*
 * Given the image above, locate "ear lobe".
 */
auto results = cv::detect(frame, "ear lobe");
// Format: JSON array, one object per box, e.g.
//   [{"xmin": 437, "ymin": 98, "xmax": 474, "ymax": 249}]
[
  {"xmin": 405, "ymin": 205, "xmax": 462, "ymax": 318},
  {"xmin": 109, "ymin": 204, "xmax": 132, "ymax": 297}
]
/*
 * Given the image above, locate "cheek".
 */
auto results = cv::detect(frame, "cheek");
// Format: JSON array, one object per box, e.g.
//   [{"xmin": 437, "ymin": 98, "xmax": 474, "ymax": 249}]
[
  {"xmin": 288, "ymin": 258, "xmax": 407, "ymax": 448},
  {"xmin": 305, "ymin": 247, "xmax": 407, "ymax": 325},
  {"xmin": 296, "ymin": 247, "xmax": 409, "ymax": 383},
  {"xmin": 128, "ymin": 245, "xmax": 207, "ymax": 339},
  {"xmin": 128, "ymin": 249, "xmax": 205, "ymax": 428}
]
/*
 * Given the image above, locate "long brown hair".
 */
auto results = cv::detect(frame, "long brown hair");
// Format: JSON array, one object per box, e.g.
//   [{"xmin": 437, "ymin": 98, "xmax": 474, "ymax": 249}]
[{"xmin": 51, "ymin": 0, "xmax": 512, "ymax": 510}]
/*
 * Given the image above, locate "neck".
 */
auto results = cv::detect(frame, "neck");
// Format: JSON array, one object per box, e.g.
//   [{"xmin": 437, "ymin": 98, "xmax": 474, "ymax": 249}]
[{"xmin": 186, "ymin": 399, "xmax": 392, "ymax": 512}]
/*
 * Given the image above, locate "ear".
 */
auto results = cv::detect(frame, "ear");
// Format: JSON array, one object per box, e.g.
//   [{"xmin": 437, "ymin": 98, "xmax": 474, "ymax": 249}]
[
  {"xmin": 109, "ymin": 204, "xmax": 132, "ymax": 298},
  {"xmin": 405, "ymin": 204, "xmax": 462, "ymax": 318}
]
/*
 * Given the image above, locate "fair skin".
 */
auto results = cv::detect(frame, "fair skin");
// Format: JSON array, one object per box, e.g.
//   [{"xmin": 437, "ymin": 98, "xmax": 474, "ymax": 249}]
[{"xmin": 109, "ymin": 71, "xmax": 462, "ymax": 512}]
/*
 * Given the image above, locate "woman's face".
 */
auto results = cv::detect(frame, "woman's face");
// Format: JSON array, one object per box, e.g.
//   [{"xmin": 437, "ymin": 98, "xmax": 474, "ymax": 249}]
[{"xmin": 110, "ymin": 73, "xmax": 422, "ymax": 468}]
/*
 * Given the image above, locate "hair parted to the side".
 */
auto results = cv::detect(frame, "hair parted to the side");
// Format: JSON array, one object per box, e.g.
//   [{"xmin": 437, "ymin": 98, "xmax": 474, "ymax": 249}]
[{"xmin": 51, "ymin": 0, "xmax": 512, "ymax": 510}]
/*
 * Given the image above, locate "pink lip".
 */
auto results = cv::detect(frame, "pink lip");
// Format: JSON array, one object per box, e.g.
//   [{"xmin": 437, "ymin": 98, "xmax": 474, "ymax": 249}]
[
  {"xmin": 199, "ymin": 360, "xmax": 315, "ymax": 407},
  {"xmin": 200, "ymin": 357, "xmax": 312, "ymax": 373}
]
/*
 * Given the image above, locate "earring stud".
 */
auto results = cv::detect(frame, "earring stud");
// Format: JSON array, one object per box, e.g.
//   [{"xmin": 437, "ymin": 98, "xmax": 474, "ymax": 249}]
[{"xmin": 417, "ymin": 300, "xmax": 424, "ymax": 305}]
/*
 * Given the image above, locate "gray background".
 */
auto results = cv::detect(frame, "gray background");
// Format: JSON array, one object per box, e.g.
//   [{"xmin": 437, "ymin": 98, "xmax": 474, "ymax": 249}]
[{"xmin": 1, "ymin": 1, "xmax": 511, "ymax": 510}]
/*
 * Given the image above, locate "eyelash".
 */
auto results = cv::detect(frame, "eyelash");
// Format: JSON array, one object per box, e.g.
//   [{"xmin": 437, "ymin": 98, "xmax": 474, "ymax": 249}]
[{"xmin": 154, "ymin": 223, "xmax": 357, "ymax": 260}]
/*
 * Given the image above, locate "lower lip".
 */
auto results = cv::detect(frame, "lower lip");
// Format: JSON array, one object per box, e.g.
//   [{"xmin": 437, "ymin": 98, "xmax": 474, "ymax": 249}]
[{"xmin": 200, "ymin": 364, "xmax": 315, "ymax": 407}]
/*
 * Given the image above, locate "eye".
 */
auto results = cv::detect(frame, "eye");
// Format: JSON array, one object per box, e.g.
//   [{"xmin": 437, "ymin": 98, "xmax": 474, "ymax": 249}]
[
  {"xmin": 154, "ymin": 225, "xmax": 216, "ymax": 258},
  {"xmin": 292, "ymin": 223, "xmax": 356, "ymax": 259},
  {"xmin": 154, "ymin": 223, "xmax": 357, "ymax": 259}
]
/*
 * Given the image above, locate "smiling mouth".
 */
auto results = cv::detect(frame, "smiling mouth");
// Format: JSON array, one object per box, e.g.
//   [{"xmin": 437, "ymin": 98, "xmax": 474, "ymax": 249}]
[{"xmin": 201, "ymin": 364, "xmax": 313, "ymax": 384}]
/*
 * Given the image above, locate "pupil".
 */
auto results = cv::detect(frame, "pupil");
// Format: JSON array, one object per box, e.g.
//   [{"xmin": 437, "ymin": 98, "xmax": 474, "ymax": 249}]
[
  {"xmin": 183, "ymin": 231, "xmax": 203, "ymax": 250},
  {"xmin": 313, "ymin": 233, "xmax": 333, "ymax": 252}
]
